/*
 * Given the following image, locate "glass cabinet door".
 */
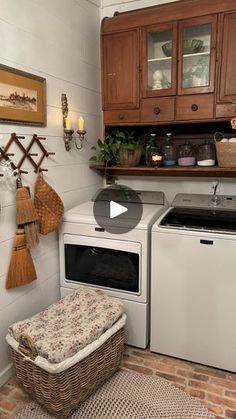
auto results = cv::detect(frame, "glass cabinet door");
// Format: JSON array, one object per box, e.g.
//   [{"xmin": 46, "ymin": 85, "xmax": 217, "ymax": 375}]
[
  {"xmin": 178, "ymin": 15, "xmax": 217, "ymax": 94},
  {"xmin": 142, "ymin": 23, "xmax": 177, "ymax": 97}
]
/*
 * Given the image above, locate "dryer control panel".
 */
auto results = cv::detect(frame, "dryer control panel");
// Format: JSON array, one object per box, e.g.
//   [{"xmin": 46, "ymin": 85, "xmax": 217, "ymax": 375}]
[{"xmin": 93, "ymin": 188, "xmax": 165, "ymax": 205}]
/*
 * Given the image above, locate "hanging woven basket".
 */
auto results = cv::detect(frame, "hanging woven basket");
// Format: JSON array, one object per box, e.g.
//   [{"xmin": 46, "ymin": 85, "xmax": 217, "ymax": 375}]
[{"xmin": 34, "ymin": 175, "xmax": 64, "ymax": 235}]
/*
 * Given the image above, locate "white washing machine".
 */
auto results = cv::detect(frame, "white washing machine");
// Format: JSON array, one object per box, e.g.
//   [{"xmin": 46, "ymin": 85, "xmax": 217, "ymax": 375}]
[
  {"xmin": 151, "ymin": 193, "xmax": 236, "ymax": 372},
  {"xmin": 59, "ymin": 188, "xmax": 167, "ymax": 349}
]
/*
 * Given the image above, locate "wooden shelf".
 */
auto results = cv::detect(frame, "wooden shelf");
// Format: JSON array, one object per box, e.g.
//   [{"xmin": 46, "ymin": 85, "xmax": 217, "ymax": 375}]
[
  {"xmin": 148, "ymin": 57, "xmax": 171, "ymax": 62},
  {"xmin": 183, "ymin": 51, "xmax": 210, "ymax": 58},
  {"xmin": 91, "ymin": 164, "xmax": 236, "ymax": 177},
  {"xmin": 148, "ymin": 52, "xmax": 210, "ymax": 63}
]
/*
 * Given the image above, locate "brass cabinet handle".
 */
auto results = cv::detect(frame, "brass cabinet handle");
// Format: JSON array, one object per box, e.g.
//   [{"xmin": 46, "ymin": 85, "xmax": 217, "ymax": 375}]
[
  {"xmin": 119, "ymin": 114, "xmax": 125, "ymax": 120},
  {"xmin": 154, "ymin": 106, "xmax": 161, "ymax": 115},
  {"xmin": 191, "ymin": 104, "xmax": 198, "ymax": 112}
]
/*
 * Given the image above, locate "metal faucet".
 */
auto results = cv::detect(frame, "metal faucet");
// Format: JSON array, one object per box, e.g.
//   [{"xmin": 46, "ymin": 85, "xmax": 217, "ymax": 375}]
[{"xmin": 211, "ymin": 181, "xmax": 221, "ymax": 206}]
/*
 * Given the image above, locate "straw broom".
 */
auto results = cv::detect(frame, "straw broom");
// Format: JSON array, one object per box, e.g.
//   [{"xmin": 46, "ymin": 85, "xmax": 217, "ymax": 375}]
[
  {"xmin": 6, "ymin": 229, "xmax": 37, "ymax": 289},
  {"xmin": 16, "ymin": 178, "xmax": 39, "ymax": 248},
  {"xmin": 16, "ymin": 178, "xmax": 38, "ymax": 224},
  {"xmin": 24, "ymin": 222, "xmax": 39, "ymax": 248}
]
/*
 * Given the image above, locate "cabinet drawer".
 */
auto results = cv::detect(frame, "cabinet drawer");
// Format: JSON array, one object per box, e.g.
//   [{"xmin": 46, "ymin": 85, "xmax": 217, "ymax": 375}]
[
  {"xmin": 176, "ymin": 95, "xmax": 214, "ymax": 121},
  {"xmin": 103, "ymin": 110, "xmax": 140, "ymax": 124},
  {"xmin": 216, "ymin": 103, "xmax": 236, "ymax": 119},
  {"xmin": 140, "ymin": 98, "xmax": 175, "ymax": 123}
]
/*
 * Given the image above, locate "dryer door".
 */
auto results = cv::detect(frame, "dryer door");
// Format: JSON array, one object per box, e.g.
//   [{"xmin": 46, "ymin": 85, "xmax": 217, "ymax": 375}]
[{"xmin": 63, "ymin": 234, "xmax": 141, "ymax": 295}]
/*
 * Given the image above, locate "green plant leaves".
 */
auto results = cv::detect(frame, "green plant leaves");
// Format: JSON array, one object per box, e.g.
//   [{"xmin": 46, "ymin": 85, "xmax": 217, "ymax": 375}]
[
  {"xmin": 89, "ymin": 155, "xmax": 97, "ymax": 162},
  {"xmin": 90, "ymin": 129, "xmax": 146, "ymax": 166},
  {"xmin": 97, "ymin": 138, "xmax": 103, "ymax": 148}
]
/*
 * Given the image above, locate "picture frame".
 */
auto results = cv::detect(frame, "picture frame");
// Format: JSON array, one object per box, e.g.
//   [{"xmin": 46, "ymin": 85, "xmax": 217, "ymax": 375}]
[{"xmin": 0, "ymin": 64, "xmax": 46, "ymax": 126}]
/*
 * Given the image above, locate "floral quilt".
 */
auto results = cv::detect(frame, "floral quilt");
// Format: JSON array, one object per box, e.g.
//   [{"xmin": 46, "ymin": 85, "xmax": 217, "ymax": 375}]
[{"xmin": 8, "ymin": 288, "xmax": 124, "ymax": 364}]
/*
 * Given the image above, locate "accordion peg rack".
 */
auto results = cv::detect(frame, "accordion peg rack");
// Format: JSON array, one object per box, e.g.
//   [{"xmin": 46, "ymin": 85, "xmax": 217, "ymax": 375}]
[{"xmin": 0, "ymin": 133, "xmax": 56, "ymax": 176}]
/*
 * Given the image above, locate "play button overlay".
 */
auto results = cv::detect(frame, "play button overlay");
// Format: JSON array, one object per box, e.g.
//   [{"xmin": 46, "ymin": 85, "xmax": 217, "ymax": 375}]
[
  {"xmin": 93, "ymin": 185, "xmax": 143, "ymax": 234},
  {"xmin": 110, "ymin": 201, "xmax": 128, "ymax": 219}
]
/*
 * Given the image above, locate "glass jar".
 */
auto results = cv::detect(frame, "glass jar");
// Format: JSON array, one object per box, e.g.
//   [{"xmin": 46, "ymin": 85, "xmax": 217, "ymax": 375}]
[
  {"xmin": 197, "ymin": 140, "xmax": 216, "ymax": 166},
  {"xmin": 147, "ymin": 146, "xmax": 162, "ymax": 167},
  {"xmin": 178, "ymin": 140, "xmax": 196, "ymax": 166},
  {"xmin": 145, "ymin": 133, "xmax": 157, "ymax": 166},
  {"xmin": 162, "ymin": 133, "xmax": 176, "ymax": 166}
]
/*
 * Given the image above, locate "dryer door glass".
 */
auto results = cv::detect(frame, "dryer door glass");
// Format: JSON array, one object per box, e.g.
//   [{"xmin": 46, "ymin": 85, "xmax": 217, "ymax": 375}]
[{"xmin": 65, "ymin": 244, "xmax": 139, "ymax": 292}]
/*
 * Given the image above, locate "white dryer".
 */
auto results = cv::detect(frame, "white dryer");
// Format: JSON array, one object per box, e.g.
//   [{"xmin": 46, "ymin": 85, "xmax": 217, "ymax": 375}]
[
  {"xmin": 151, "ymin": 193, "xmax": 236, "ymax": 372},
  {"xmin": 59, "ymin": 188, "xmax": 167, "ymax": 349}
]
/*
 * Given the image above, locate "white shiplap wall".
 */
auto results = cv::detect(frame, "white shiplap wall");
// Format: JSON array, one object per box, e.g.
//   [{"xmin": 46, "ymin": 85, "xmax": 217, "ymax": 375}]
[
  {"xmin": 101, "ymin": 0, "xmax": 236, "ymax": 199},
  {"xmin": 0, "ymin": 0, "xmax": 103, "ymax": 385}
]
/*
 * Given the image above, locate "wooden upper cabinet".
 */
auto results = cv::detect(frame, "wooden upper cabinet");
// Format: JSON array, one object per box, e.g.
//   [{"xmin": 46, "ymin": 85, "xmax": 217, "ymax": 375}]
[
  {"xmin": 141, "ymin": 15, "xmax": 217, "ymax": 99},
  {"xmin": 178, "ymin": 15, "xmax": 217, "ymax": 95},
  {"xmin": 102, "ymin": 29, "xmax": 139, "ymax": 110},
  {"xmin": 141, "ymin": 22, "xmax": 178, "ymax": 98},
  {"xmin": 101, "ymin": 0, "xmax": 236, "ymax": 125},
  {"xmin": 218, "ymin": 12, "xmax": 236, "ymax": 104}
]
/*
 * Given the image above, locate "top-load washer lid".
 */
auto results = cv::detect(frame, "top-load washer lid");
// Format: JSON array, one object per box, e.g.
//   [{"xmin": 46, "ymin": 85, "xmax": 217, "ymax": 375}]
[
  {"xmin": 159, "ymin": 193, "xmax": 236, "ymax": 234},
  {"xmin": 63, "ymin": 189, "xmax": 167, "ymax": 230},
  {"xmin": 160, "ymin": 207, "xmax": 236, "ymax": 234}
]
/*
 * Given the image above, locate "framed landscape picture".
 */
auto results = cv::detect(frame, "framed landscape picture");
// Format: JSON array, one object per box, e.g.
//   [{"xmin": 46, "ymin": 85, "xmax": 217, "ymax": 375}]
[{"xmin": 0, "ymin": 64, "xmax": 46, "ymax": 126}]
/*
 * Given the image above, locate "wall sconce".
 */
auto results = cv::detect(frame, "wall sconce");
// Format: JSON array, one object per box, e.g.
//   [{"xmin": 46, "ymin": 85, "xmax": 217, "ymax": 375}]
[{"xmin": 61, "ymin": 93, "xmax": 86, "ymax": 151}]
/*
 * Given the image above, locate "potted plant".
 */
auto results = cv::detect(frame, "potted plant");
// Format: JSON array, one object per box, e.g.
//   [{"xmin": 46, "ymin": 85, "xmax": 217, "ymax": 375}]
[
  {"xmin": 89, "ymin": 132, "xmax": 121, "ymax": 167},
  {"xmin": 90, "ymin": 130, "xmax": 143, "ymax": 167},
  {"xmin": 115, "ymin": 130, "xmax": 142, "ymax": 167}
]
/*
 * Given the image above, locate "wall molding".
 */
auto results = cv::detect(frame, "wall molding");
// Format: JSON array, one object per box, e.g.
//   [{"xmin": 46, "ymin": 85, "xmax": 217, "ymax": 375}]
[{"xmin": 0, "ymin": 363, "xmax": 13, "ymax": 387}]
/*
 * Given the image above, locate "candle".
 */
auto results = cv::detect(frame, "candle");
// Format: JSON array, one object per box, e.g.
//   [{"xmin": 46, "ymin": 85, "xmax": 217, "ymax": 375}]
[
  {"xmin": 78, "ymin": 116, "xmax": 84, "ymax": 131},
  {"xmin": 151, "ymin": 154, "xmax": 161, "ymax": 162},
  {"xmin": 65, "ymin": 116, "xmax": 72, "ymax": 130}
]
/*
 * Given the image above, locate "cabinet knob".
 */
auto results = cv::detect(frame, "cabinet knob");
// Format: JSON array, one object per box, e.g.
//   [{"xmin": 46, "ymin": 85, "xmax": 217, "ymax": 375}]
[
  {"xmin": 119, "ymin": 114, "xmax": 125, "ymax": 120},
  {"xmin": 191, "ymin": 104, "xmax": 198, "ymax": 112},
  {"xmin": 154, "ymin": 106, "xmax": 161, "ymax": 115}
]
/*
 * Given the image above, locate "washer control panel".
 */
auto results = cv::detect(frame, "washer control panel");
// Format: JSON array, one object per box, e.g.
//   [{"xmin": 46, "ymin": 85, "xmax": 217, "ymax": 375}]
[{"xmin": 172, "ymin": 193, "xmax": 236, "ymax": 211}]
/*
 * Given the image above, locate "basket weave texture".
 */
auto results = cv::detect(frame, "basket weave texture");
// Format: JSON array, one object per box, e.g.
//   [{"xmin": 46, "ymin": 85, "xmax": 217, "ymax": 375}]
[
  {"xmin": 34, "ymin": 175, "xmax": 64, "ymax": 235},
  {"xmin": 118, "ymin": 148, "xmax": 142, "ymax": 167},
  {"xmin": 10, "ymin": 327, "xmax": 124, "ymax": 419},
  {"xmin": 215, "ymin": 142, "xmax": 236, "ymax": 168}
]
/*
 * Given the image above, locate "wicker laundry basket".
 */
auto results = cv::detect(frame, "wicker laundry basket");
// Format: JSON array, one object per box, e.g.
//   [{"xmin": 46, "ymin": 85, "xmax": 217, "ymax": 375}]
[
  {"xmin": 8, "ymin": 328, "xmax": 124, "ymax": 419},
  {"xmin": 8, "ymin": 322, "xmax": 125, "ymax": 419},
  {"xmin": 6, "ymin": 288, "xmax": 126, "ymax": 419}
]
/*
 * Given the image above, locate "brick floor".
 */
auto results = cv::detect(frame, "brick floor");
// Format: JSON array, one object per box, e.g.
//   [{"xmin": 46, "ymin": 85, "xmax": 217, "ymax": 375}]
[
  {"xmin": 0, "ymin": 346, "xmax": 236, "ymax": 418},
  {"xmin": 0, "ymin": 376, "xmax": 30, "ymax": 418},
  {"xmin": 122, "ymin": 347, "xmax": 236, "ymax": 419}
]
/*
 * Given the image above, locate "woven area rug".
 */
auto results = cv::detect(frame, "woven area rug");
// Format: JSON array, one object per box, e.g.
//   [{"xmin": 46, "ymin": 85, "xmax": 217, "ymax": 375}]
[{"xmin": 14, "ymin": 370, "xmax": 215, "ymax": 419}]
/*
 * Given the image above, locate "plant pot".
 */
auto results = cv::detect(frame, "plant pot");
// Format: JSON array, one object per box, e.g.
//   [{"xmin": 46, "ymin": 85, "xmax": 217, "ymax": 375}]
[{"xmin": 118, "ymin": 148, "xmax": 142, "ymax": 167}]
